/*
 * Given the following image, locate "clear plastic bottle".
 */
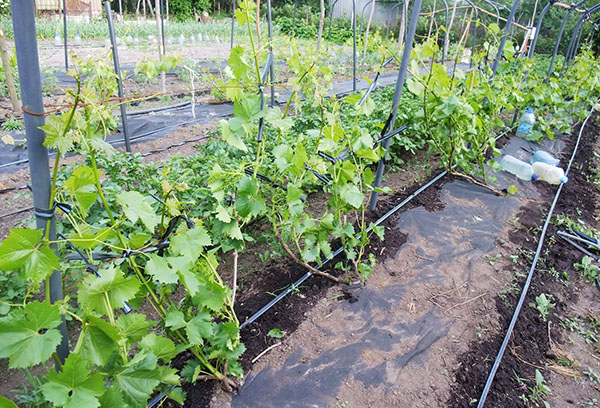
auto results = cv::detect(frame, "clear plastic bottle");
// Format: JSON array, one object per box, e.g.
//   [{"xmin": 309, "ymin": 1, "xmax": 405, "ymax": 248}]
[
  {"xmin": 530, "ymin": 150, "xmax": 559, "ymax": 167},
  {"xmin": 516, "ymin": 107, "xmax": 536, "ymax": 138},
  {"xmin": 197, "ymin": 32, "xmax": 203, "ymax": 42},
  {"xmin": 500, "ymin": 155, "xmax": 537, "ymax": 181},
  {"xmin": 133, "ymin": 35, "xmax": 140, "ymax": 45},
  {"xmin": 167, "ymin": 35, "xmax": 174, "ymax": 45},
  {"xmin": 178, "ymin": 34, "xmax": 185, "ymax": 45},
  {"xmin": 126, "ymin": 34, "xmax": 133, "ymax": 44},
  {"xmin": 74, "ymin": 33, "xmax": 81, "ymax": 46},
  {"xmin": 532, "ymin": 162, "xmax": 568, "ymax": 184},
  {"xmin": 54, "ymin": 32, "xmax": 62, "ymax": 46}
]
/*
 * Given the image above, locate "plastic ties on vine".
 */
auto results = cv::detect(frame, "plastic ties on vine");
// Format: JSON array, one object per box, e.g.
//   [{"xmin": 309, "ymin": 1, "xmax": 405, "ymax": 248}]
[
  {"xmin": 243, "ymin": 168, "xmax": 288, "ymax": 192},
  {"xmin": 56, "ymin": 202, "xmax": 72, "ymax": 214},
  {"xmin": 375, "ymin": 125, "xmax": 408, "ymax": 144},
  {"xmin": 59, "ymin": 233, "xmax": 102, "ymax": 278},
  {"xmin": 33, "ymin": 206, "xmax": 55, "ymax": 220}
]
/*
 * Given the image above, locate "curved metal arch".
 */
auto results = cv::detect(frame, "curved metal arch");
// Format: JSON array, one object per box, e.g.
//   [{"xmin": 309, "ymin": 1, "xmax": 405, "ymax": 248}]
[
  {"xmin": 385, "ymin": 1, "xmax": 404, "ymax": 38},
  {"xmin": 562, "ymin": 3, "xmax": 600, "ymax": 71},
  {"xmin": 546, "ymin": 0, "xmax": 595, "ymax": 83},
  {"xmin": 528, "ymin": 0, "xmax": 553, "ymax": 58},
  {"xmin": 481, "ymin": 0, "xmax": 501, "ymax": 24},
  {"xmin": 327, "ymin": 0, "xmax": 342, "ymax": 41},
  {"xmin": 460, "ymin": 0, "xmax": 480, "ymax": 68}
]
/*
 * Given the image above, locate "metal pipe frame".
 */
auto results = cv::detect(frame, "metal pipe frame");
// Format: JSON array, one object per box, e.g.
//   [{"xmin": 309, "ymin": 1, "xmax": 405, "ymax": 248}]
[
  {"xmin": 528, "ymin": 1, "xmax": 553, "ymax": 58},
  {"xmin": 104, "ymin": 0, "xmax": 131, "ymax": 152},
  {"xmin": 482, "ymin": 0, "xmax": 501, "ymax": 24},
  {"xmin": 62, "ymin": 0, "xmax": 68, "ymax": 71},
  {"xmin": 563, "ymin": 3, "xmax": 600, "ymax": 71},
  {"xmin": 359, "ymin": 0, "xmax": 396, "ymax": 34},
  {"xmin": 11, "ymin": 0, "xmax": 69, "ymax": 365},
  {"xmin": 292, "ymin": 0, "xmax": 299, "ymax": 36},
  {"xmin": 546, "ymin": 0, "xmax": 593, "ymax": 83},
  {"xmin": 327, "ymin": 0, "xmax": 341, "ymax": 41},
  {"xmin": 439, "ymin": 0, "xmax": 449, "ymax": 62},
  {"xmin": 267, "ymin": 0, "xmax": 275, "ymax": 105},
  {"xmin": 230, "ymin": 0, "xmax": 236, "ymax": 48},
  {"xmin": 369, "ymin": 0, "xmax": 423, "ymax": 211},
  {"xmin": 461, "ymin": 0, "xmax": 479, "ymax": 68},
  {"xmin": 385, "ymin": 1, "xmax": 404, "ymax": 38}
]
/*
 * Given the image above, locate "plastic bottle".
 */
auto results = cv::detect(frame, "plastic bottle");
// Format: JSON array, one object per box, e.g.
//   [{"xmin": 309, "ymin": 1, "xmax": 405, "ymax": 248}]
[
  {"xmin": 104, "ymin": 37, "xmax": 111, "ymax": 47},
  {"xmin": 500, "ymin": 155, "xmax": 537, "ymax": 181},
  {"xmin": 178, "ymin": 34, "xmax": 185, "ymax": 45},
  {"xmin": 197, "ymin": 32, "xmax": 203, "ymax": 42},
  {"xmin": 167, "ymin": 35, "xmax": 174, "ymax": 45},
  {"xmin": 54, "ymin": 32, "xmax": 62, "ymax": 46},
  {"xmin": 530, "ymin": 150, "xmax": 559, "ymax": 167},
  {"xmin": 126, "ymin": 34, "xmax": 133, "ymax": 44},
  {"xmin": 133, "ymin": 35, "xmax": 140, "ymax": 45},
  {"xmin": 74, "ymin": 33, "xmax": 81, "ymax": 46},
  {"xmin": 516, "ymin": 107, "xmax": 536, "ymax": 138},
  {"xmin": 190, "ymin": 34, "xmax": 195, "ymax": 44},
  {"xmin": 532, "ymin": 162, "xmax": 568, "ymax": 184}
]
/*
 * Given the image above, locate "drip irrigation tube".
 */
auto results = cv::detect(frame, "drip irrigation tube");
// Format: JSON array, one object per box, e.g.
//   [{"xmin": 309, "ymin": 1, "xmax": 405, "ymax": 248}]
[{"xmin": 477, "ymin": 99, "xmax": 600, "ymax": 407}]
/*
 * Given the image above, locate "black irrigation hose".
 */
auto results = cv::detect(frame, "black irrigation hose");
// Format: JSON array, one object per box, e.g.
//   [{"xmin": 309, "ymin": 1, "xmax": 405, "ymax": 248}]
[
  {"xmin": 477, "ymin": 99, "xmax": 600, "ymax": 408},
  {"xmin": 0, "ymin": 206, "xmax": 34, "ymax": 219}
]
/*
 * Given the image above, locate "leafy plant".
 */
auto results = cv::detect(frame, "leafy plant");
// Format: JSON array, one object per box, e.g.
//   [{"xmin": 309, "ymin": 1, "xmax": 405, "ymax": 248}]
[
  {"xmin": 1, "ymin": 118, "xmax": 24, "ymax": 131},
  {"xmin": 575, "ymin": 256, "xmax": 600, "ymax": 286},
  {"xmin": 529, "ymin": 293, "xmax": 555, "ymax": 322}
]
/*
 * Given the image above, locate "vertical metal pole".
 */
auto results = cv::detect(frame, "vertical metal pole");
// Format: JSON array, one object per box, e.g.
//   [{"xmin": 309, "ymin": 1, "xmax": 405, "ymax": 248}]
[
  {"xmin": 230, "ymin": 0, "xmax": 236, "ymax": 48},
  {"xmin": 528, "ymin": 1, "xmax": 552, "ymax": 58},
  {"xmin": 104, "ymin": 0, "xmax": 131, "ymax": 152},
  {"xmin": 368, "ymin": 0, "xmax": 423, "ymax": 211},
  {"xmin": 352, "ymin": 0, "xmax": 357, "ymax": 92},
  {"xmin": 328, "ymin": 0, "xmax": 341, "ymax": 42},
  {"xmin": 11, "ymin": 0, "xmax": 69, "ymax": 366},
  {"xmin": 267, "ymin": 0, "xmax": 275, "ymax": 106},
  {"xmin": 490, "ymin": 0, "xmax": 520, "ymax": 80},
  {"xmin": 62, "ymin": 0, "xmax": 68, "ymax": 71}
]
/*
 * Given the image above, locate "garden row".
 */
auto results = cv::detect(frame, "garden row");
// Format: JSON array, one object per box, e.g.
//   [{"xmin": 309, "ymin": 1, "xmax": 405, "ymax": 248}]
[{"xmin": 0, "ymin": 3, "xmax": 599, "ymax": 406}]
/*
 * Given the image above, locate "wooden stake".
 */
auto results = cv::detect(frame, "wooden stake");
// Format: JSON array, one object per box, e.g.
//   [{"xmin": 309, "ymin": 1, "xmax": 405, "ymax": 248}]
[{"xmin": 0, "ymin": 21, "xmax": 21, "ymax": 114}]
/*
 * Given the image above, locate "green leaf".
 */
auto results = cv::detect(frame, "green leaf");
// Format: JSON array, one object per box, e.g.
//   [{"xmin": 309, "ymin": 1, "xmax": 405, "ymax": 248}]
[
  {"xmin": 145, "ymin": 254, "xmax": 179, "ymax": 285},
  {"xmin": 267, "ymin": 328, "xmax": 283, "ymax": 338},
  {"xmin": 0, "ymin": 301, "xmax": 62, "ymax": 369},
  {"xmin": 236, "ymin": 195, "xmax": 265, "ymax": 218},
  {"xmin": 0, "ymin": 396, "xmax": 18, "ymax": 408},
  {"xmin": 64, "ymin": 167, "xmax": 99, "ymax": 217},
  {"xmin": 219, "ymin": 119, "xmax": 248, "ymax": 152},
  {"xmin": 78, "ymin": 265, "xmax": 140, "ymax": 316},
  {"xmin": 165, "ymin": 311, "xmax": 186, "ymax": 330},
  {"xmin": 42, "ymin": 354, "xmax": 105, "ymax": 408},
  {"xmin": 116, "ymin": 191, "xmax": 159, "ymax": 233},
  {"xmin": 67, "ymin": 227, "xmax": 114, "ymax": 250},
  {"xmin": 140, "ymin": 333, "xmax": 177, "ymax": 363},
  {"xmin": 273, "ymin": 144, "xmax": 293, "ymax": 171},
  {"xmin": 169, "ymin": 256, "xmax": 200, "ymax": 296},
  {"xmin": 237, "ymin": 176, "xmax": 258, "ymax": 196},
  {"xmin": 75, "ymin": 315, "xmax": 120, "ymax": 367},
  {"xmin": 233, "ymin": 94, "xmax": 263, "ymax": 120},
  {"xmin": 0, "ymin": 228, "xmax": 59, "ymax": 286},
  {"xmin": 185, "ymin": 312, "xmax": 214, "ymax": 345},
  {"xmin": 170, "ymin": 227, "xmax": 212, "ymax": 259},
  {"xmin": 116, "ymin": 313, "xmax": 156, "ymax": 345},
  {"xmin": 228, "ymin": 51, "xmax": 254, "ymax": 81},
  {"xmin": 193, "ymin": 280, "xmax": 228, "ymax": 312},
  {"xmin": 339, "ymin": 184, "xmax": 364, "ymax": 209},
  {"xmin": 507, "ymin": 185, "xmax": 518, "ymax": 195},
  {"xmin": 113, "ymin": 352, "xmax": 163, "ymax": 407},
  {"xmin": 41, "ymin": 113, "xmax": 77, "ymax": 152}
]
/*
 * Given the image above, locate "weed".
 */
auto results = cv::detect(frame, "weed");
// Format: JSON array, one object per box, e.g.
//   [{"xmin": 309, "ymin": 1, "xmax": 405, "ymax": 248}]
[
  {"xmin": 528, "ymin": 369, "xmax": 551, "ymax": 408},
  {"xmin": 575, "ymin": 256, "xmax": 600, "ymax": 286},
  {"xmin": 1, "ymin": 118, "xmax": 24, "ymax": 131},
  {"xmin": 529, "ymin": 293, "xmax": 555, "ymax": 322}
]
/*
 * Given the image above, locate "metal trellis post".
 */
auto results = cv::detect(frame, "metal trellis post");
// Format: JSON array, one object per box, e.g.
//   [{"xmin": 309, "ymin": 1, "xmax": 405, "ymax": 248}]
[
  {"xmin": 490, "ymin": 0, "xmax": 520, "ymax": 80},
  {"xmin": 368, "ymin": 0, "xmax": 423, "ymax": 211},
  {"xmin": 63, "ymin": 0, "xmax": 68, "ymax": 71},
  {"xmin": 104, "ymin": 0, "xmax": 132, "ymax": 152},
  {"xmin": 10, "ymin": 0, "xmax": 69, "ymax": 365}
]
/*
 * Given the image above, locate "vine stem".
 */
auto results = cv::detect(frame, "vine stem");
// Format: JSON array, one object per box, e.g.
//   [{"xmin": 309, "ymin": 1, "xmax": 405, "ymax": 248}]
[
  {"xmin": 276, "ymin": 233, "xmax": 340, "ymax": 283},
  {"xmin": 449, "ymin": 171, "xmax": 504, "ymax": 195},
  {"xmin": 231, "ymin": 249, "xmax": 238, "ymax": 307}
]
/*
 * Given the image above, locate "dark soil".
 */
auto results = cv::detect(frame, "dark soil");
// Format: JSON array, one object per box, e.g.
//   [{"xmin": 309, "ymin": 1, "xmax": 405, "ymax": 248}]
[{"xmin": 448, "ymin": 115, "xmax": 600, "ymax": 407}]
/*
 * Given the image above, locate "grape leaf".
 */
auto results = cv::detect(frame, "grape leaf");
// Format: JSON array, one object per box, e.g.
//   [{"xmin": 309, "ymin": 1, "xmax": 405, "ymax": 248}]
[
  {"xmin": 193, "ymin": 280, "xmax": 228, "ymax": 312},
  {"xmin": 41, "ymin": 113, "xmax": 77, "ymax": 152},
  {"xmin": 170, "ymin": 227, "xmax": 211, "ymax": 259},
  {"xmin": 116, "ymin": 313, "xmax": 156, "ymax": 345},
  {"xmin": 339, "ymin": 184, "xmax": 364, "ymax": 209},
  {"xmin": 185, "ymin": 312, "xmax": 214, "ymax": 346},
  {"xmin": 165, "ymin": 311, "xmax": 186, "ymax": 330},
  {"xmin": 113, "ymin": 352, "xmax": 163, "ymax": 407},
  {"xmin": 0, "ymin": 301, "xmax": 62, "ymax": 368},
  {"xmin": 42, "ymin": 354, "xmax": 105, "ymax": 408},
  {"xmin": 219, "ymin": 119, "xmax": 247, "ymax": 152},
  {"xmin": 74, "ymin": 315, "xmax": 120, "ymax": 367},
  {"xmin": 78, "ymin": 265, "xmax": 140, "ymax": 316},
  {"xmin": 0, "ymin": 228, "xmax": 59, "ymax": 285},
  {"xmin": 63, "ymin": 166, "xmax": 99, "ymax": 217},
  {"xmin": 145, "ymin": 254, "xmax": 179, "ymax": 285},
  {"xmin": 0, "ymin": 396, "xmax": 18, "ymax": 408},
  {"xmin": 116, "ymin": 191, "xmax": 159, "ymax": 233},
  {"xmin": 140, "ymin": 333, "xmax": 177, "ymax": 363}
]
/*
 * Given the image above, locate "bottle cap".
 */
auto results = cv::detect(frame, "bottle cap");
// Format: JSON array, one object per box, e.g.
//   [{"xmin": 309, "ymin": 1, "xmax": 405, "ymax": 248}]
[
  {"xmin": 560, "ymin": 176, "xmax": 568, "ymax": 184},
  {"xmin": 532, "ymin": 173, "xmax": 539, "ymax": 182},
  {"xmin": 526, "ymin": 107, "xmax": 534, "ymax": 114}
]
